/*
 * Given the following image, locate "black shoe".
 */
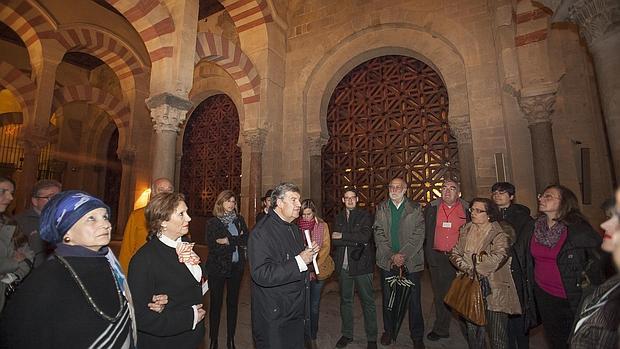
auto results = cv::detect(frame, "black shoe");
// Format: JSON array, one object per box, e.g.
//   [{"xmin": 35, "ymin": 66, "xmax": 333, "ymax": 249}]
[
  {"xmin": 226, "ymin": 338, "xmax": 236, "ymax": 349},
  {"xmin": 367, "ymin": 341, "xmax": 377, "ymax": 349},
  {"xmin": 380, "ymin": 332, "xmax": 392, "ymax": 346},
  {"xmin": 413, "ymin": 339, "xmax": 426, "ymax": 349},
  {"xmin": 335, "ymin": 336, "xmax": 353, "ymax": 348},
  {"xmin": 426, "ymin": 331, "xmax": 449, "ymax": 341}
]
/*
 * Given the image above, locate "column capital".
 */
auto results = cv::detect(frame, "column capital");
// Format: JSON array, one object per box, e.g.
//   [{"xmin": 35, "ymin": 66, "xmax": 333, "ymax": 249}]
[
  {"xmin": 307, "ymin": 133, "xmax": 329, "ymax": 156},
  {"xmin": 146, "ymin": 92, "xmax": 193, "ymax": 133},
  {"xmin": 242, "ymin": 128, "xmax": 268, "ymax": 152},
  {"xmin": 18, "ymin": 126, "xmax": 49, "ymax": 151},
  {"xmin": 448, "ymin": 115, "xmax": 473, "ymax": 144},
  {"xmin": 536, "ymin": 0, "xmax": 620, "ymax": 46},
  {"xmin": 519, "ymin": 91, "xmax": 557, "ymax": 126}
]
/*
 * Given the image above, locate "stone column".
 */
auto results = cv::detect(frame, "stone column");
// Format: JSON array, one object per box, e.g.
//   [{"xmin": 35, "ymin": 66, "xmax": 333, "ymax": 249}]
[
  {"xmin": 449, "ymin": 116, "xmax": 477, "ymax": 200},
  {"xmin": 16, "ymin": 127, "xmax": 49, "ymax": 210},
  {"xmin": 146, "ymin": 93, "xmax": 193, "ymax": 182},
  {"xmin": 519, "ymin": 90, "xmax": 560, "ymax": 193},
  {"xmin": 537, "ymin": 0, "xmax": 620, "ymax": 182},
  {"xmin": 307, "ymin": 133, "xmax": 329, "ymax": 215},
  {"xmin": 242, "ymin": 128, "xmax": 267, "ymax": 228},
  {"xmin": 115, "ymin": 146, "xmax": 136, "ymax": 239}
]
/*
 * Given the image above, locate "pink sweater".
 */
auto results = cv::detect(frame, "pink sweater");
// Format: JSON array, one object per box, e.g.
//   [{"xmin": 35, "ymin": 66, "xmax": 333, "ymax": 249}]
[{"xmin": 531, "ymin": 232, "xmax": 568, "ymax": 298}]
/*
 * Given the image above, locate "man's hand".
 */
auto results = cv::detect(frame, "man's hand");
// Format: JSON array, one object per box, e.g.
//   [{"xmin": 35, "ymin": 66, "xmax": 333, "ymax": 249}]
[
  {"xmin": 13, "ymin": 250, "xmax": 25, "ymax": 262},
  {"xmin": 148, "ymin": 294, "xmax": 168, "ymax": 313},
  {"xmin": 391, "ymin": 253, "xmax": 405, "ymax": 267},
  {"xmin": 298, "ymin": 243, "xmax": 320, "ymax": 264},
  {"xmin": 195, "ymin": 304, "xmax": 206, "ymax": 322},
  {"xmin": 332, "ymin": 232, "xmax": 342, "ymax": 240},
  {"xmin": 216, "ymin": 237, "xmax": 230, "ymax": 245}
]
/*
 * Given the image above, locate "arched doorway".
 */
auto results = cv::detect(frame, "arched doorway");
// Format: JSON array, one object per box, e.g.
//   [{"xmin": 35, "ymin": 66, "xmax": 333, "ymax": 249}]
[
  {"xmin": 180, "ymin": 94, "xmax": 242, "ymax": 224},
  {"xmin": 321, "ymin": 55, "xmax": 459, "ymax": 221}
]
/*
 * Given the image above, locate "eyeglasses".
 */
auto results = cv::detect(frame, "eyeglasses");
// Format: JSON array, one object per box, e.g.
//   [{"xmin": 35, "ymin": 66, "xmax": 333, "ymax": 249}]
[
  {"xmin": 441, "ymin": 186, "xmax": 457, "ymax": 192},
  {"xmin": 468, "ymin": 207, "xmax": 487, "ymax": 214},
  {"xmin": 388, "ymin": 185, "xmax": 404, "ymax": 190},
  {"xmin": 491, "ymin": 190, "xmax": 508, "ymax": 196},
  {"xmin": 343, "ymin": 196, "xmax": 357, "ymax": 201},
  {"xmin": 35, "ymin": 195, "xmax": 56, "ymax": 201},
  {"xmin": 0, "ymin": 188, "xmax": 14, "ymax": 196},
  {"xmin": 537, "ymin": 193, "xmax": 560, "ymax": 201}
]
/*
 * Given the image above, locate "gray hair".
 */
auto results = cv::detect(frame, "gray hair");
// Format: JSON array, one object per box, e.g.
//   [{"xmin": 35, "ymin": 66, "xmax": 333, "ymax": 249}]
[{"xmin": 270, "ymin": 182, "xmax": 300, "ymax": 209}]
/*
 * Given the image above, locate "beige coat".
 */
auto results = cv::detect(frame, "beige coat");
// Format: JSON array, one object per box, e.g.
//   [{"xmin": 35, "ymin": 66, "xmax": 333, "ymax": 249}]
[{"xmin": 450, "ymin": 221, "xmax": 521, "ymax": 315}]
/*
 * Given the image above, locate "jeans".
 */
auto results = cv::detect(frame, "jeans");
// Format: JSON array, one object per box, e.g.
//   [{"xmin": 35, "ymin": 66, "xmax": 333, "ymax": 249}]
[
  {"xmin": 307, "ymin": 279, "xmax": 324, "ymax": 340},
  {"xmin": 380, "ymin": 268, "xmax": 424, "ymax": 340},
  {"xmin": 339, "ymin": 268, "xmax": 378, "ymax": 341},
  {"xmin": 534, "ymin": 284, "xmax": 574, "ymax": 349}
]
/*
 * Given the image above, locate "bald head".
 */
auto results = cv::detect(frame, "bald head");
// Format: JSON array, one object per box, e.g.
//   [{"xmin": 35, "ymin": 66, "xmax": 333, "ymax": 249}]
[{"xmin": 152, "ymin": 178, "xmax": 173, "ymax": 195}]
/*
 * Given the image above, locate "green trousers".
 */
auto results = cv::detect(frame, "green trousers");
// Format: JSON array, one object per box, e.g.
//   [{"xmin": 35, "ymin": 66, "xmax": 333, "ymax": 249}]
[{"xmin": 339, "ymin": 268, "xmax": 378, "ymax": 341}]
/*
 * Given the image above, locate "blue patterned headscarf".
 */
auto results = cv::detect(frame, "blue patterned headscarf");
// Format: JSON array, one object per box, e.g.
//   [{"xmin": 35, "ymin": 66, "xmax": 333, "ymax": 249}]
[{"xmin": 40, "ymin": 190, "xmax": 111, "ymax": 244}]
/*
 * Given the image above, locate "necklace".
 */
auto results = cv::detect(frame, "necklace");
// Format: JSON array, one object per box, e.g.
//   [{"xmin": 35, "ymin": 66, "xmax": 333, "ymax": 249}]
[{"xmin": 55, "ymin": 255, "xmax": 124, "ymax": 322}]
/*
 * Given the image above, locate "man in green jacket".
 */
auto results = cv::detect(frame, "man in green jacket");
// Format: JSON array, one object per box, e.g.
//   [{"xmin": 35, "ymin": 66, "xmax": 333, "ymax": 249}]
[{"xmin": 374, "ymin": 177, "xmax": 425, "ymax": 348}]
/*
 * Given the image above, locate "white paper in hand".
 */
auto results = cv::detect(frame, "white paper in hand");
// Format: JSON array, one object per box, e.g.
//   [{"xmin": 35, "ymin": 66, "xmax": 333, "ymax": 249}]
[{"xmin": 304, "ymin": 229, "xmax": 319, "ymax": 275}]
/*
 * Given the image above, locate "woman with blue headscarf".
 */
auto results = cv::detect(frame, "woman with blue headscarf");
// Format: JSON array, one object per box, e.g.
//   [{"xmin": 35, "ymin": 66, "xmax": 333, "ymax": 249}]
[{"xmin": 0, "ymin": 191, "xmax": 143, "ymax": 348}]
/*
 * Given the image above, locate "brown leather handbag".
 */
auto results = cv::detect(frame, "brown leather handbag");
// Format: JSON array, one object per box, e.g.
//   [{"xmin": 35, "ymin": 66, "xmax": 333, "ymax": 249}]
[{"xmin": 443, "ymin": 254, "xmax": 487, "ymax": 326}]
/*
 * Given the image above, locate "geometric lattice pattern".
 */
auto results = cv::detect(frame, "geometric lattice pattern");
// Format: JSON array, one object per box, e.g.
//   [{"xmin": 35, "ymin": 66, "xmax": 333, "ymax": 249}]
[
  {"xmin": 180, "ymin": 94, "xmax": 242, "ymax": 217},
  {"xmin": 322, "ymin": 55, "xmax": 459, "ymax": 221}
]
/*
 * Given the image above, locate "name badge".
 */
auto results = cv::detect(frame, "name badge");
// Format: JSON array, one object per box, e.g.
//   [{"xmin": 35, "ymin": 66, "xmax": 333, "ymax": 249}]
[{"xmin": 442, "ymin": 221, "xmax": 452, "ymax": 228}]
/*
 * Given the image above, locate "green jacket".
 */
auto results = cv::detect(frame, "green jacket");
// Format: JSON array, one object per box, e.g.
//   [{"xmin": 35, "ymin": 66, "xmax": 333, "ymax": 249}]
[{"xmin": 373, "ymin": 198, "xmax": 425, "ymax": 272}]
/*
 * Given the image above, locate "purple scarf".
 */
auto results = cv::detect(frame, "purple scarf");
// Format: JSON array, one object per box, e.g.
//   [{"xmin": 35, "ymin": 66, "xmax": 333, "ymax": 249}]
[{"xmin": 534, "ymin": 216, "xmax": 567, "ymax": 248}]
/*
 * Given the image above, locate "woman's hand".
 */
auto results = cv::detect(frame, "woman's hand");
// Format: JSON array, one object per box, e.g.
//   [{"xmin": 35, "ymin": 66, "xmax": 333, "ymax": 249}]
[
  {"xmin": 216, "ymin": 237, "xmax": 230, "ymax": 245},
  {"xmin": 13, "ymin": 250, "xmax": 25, "ymax": 262},
  {"xmin": 195, "ymin": 304, "xmax": 206, "ymax": 322},
  {"xmin": 148, "ymin": 294, "xmax": 168, "ymax": 313}
]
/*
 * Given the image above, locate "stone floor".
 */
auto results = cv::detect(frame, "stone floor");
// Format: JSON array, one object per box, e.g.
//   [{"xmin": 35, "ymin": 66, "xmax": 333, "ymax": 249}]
[{"xmin": 203, "ymin": 268, "xmax": 550, "ymax": 349}]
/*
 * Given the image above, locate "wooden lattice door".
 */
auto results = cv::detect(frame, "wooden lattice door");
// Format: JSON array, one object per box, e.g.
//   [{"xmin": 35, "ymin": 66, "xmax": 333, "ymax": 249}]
[
  {"xmin": 180, "ymin": 94, "xmax": 241, "ymax": 217},
  {"xmin": 322, "ymin": 55, "xmax": 459, "ymax": 221}
]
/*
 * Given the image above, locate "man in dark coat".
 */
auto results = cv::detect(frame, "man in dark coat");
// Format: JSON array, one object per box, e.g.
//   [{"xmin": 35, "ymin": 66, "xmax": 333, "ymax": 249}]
[
  {"xmin": 249, "ymin": 182, "xmax": 318, "ymax": 349},
  {"xmin": 424, "ymin": 179, "xmax": 469, "ymax": 342},
  {"xmin": 491, "ymin": 182, "xmax": 535, "ymax": 349},
  {"xmin": 332, "ymin": 189, "xmax": 377, "ymax": 349}
]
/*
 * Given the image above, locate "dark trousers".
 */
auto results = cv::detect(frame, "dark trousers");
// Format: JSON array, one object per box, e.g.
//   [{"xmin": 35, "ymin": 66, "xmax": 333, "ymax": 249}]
[
  {"xmin": 507, "ymin": 314, "xmax": 529, "ymax": 349},
  {"xmin": 209, "ymin": 262, "xmax": 243, "ymax": 341},
  {"xmin": 339, "ymin": 268, "xmax": 378, "ymax": 341},
  {"xmin": 534, "ymin": 284, "xmax": 574, "ymax": 349},
  {"xmin": 380, "ymin": 268, "xmax": 424, "ymax": 340},
  {"xmin": 306, "ymin": 279, "xmax": 324, "ymax": 340},
  {"xmin": 427, "ymin": 249, "xmax": 457, "ymax": 336},
  {"xmin": 464, "ymin": 310, "xmax": 509, "ymax": 349}
]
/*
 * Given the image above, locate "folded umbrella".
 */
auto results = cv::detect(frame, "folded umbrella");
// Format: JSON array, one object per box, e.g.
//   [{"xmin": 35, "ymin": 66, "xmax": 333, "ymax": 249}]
[{"xmin": 385, "ymin": 266, "xmax": 415, "ymax": 341}]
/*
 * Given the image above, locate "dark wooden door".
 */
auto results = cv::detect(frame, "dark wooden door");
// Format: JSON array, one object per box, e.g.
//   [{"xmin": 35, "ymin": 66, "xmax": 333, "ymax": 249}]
[
  {"xmin": 180, "ymin": 94, "xmax": 241, "ymax": 219},
  {"xmin": 322, "ymin": 55, "xmax": 459, "ymax": 221}
]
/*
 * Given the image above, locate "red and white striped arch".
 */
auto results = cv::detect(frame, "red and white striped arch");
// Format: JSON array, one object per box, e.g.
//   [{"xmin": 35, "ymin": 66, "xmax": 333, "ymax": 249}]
[
  {"xmin": 56, "ymin": 25, "xmax": 148, "ymax": 81},
  {"xmin": 0, "ymin": 0, "xmax": 56, "ymax": 65},
  {"xmin": 52, "ymin": 85, "xmax": 131, "ymax": 129},
  {"xmin": 220, "ymin": 0, "xmax": 273, "ymax": 33},
  {"xmin": 105, "ymin": 0, "xmax": 175, "ymax": 63},
  {"xmin": 195, "ymin": 32, "xmax": 260, "ymax": 104},
  {"xmin": 0, "ymin": 61, "xmax": 36, "ymax": 121}
]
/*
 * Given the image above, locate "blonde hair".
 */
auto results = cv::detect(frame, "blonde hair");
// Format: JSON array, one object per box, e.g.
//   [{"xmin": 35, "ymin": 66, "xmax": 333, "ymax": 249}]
[{"xmin": 212, "ymin": 190, "xmax": 237, "ymax": 217}]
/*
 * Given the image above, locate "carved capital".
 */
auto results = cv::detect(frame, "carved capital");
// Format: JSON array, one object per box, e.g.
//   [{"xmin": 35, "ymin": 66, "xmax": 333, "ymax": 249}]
[
  {"xmin": 18, "ymin": 126, "xmax": 49, "ymax": 151},
  {"xmin": 242, "ymin": 128, "xmax": 268, "ymax": 152},
  {"xmin": 536, "ymin": 0, "xmax": 620, "ymax": 46},
  {"xmin": 117, "ymin": 146, "xmax": 136, "ymax": 163},
  {"xmin": 448, "ymin": 116, "xmax": 473, "ymax": 144},
  {"xmin": 307, "ymin": 133, "xmax": 329, "ymax": 156},
  {"xmin": 146, "ymin": 93, "xmax": 193, "ymax": 133},
  {"xmin": 519, "ymin": 92, "xmax": 557, "ymax": 125}
]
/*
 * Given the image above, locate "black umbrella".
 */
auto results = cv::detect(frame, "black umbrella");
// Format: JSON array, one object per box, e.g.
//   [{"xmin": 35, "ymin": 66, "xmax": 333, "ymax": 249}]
[{"xmin": 385, "ymin": 267, "xmax": 415, "ymax": 341}]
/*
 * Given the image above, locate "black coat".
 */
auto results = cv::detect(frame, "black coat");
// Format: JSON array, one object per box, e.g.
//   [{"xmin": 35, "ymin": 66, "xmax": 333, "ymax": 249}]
[
  {"xmin": 332, "ymin": 207, "xmax": 375, "ymax": 276},
  {"xmin": 0, "ymin": 256, "xmax": 133, "ymax": 349},
  {"xmin": 205, "ymin": 215, "xmax": 248, "ymax": 277},
  {"xmin": 523, "ymin": 217, "xmax": 604, "ymax": 316},
  {"xmin": 500, "ymin": 203, "xmax": 536, "ymax": 329},
  {"xmin": 248, "ymin": 210, "xmax": 307, "ymax": 349},
  {"xmin": 128, "ymin": 238, "xmax": 205, "ymax": 349}
]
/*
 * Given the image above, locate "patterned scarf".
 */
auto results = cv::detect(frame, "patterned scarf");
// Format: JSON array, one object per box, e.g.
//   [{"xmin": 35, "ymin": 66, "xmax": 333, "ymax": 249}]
[
  {"xmin": 298, "ymin": 218, "xmax": 324, "ymax": 247},
  {"xmin": 219, "ymin": 211, "xmax": 237, "ymax": 226},
  {"xmin": 534, "ymin": 216, "xmax": 568, "ymax": 248}
]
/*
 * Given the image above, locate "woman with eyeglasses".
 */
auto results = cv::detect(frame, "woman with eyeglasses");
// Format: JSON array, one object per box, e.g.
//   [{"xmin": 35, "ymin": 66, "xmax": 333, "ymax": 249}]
[
  {"xmin": 0, "ymin": 176, "xmax": 33, "ymax": 312},
  {"xmin": 524, "ymin": 184, "xmax": 603, "ymax": 349},
  {"xmin": 205, "ymin": 190, "xmax": 248, "ymax": 349},
  {"xmin": 450, "ymin": 198, "xmax": 521, "ymax": 349}
]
